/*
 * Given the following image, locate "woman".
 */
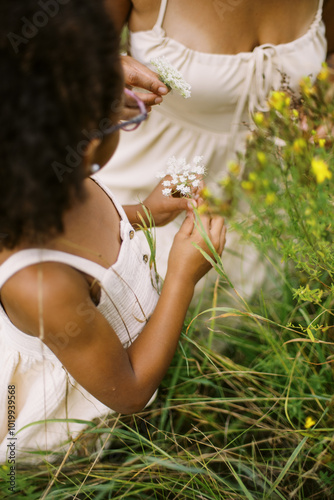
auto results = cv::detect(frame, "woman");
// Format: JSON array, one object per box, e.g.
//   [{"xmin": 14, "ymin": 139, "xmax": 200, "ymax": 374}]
[{"xmin": 100, "ymin": 0, "xmax": 332, "ymax": 291}]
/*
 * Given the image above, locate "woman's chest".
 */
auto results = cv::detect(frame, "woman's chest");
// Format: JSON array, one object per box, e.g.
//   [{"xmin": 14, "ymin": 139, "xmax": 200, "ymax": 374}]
[{"xmin": 130, "ymin": 0, "xmax": 319, "ymax": 54}]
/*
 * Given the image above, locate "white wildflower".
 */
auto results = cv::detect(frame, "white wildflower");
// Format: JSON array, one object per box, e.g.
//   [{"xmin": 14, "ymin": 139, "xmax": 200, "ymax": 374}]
[
  {"xmin": 193, "ymin": 155, "xmax": 204, "ymax": 164},
  {"xmin": 157, "ymin": 155, "xmax": 206, "ymax": 198},
  {"xmin": 178, "ymin": 185, "xmax": 191, "ymax": 196},
  {"xmin": 150, "ymin": 57, "xmax": 192, "ymax": 99},
  {"xmin": 193, "ymin": 166, "xmax": 206, "ymax": 175}
]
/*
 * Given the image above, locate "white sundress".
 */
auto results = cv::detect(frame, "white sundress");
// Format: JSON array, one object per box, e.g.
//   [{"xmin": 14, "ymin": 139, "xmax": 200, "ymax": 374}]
[
  {"xmin": 0, "ymin": 179, "xmax": 159, "ymax": 463},
  {"xmin": 98, "ymin": 0, "xmax": 327, "ymax": 293}
]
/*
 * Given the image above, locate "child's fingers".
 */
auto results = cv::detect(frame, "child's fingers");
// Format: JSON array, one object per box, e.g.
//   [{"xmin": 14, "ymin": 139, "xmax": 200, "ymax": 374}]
[
  {"xmin": 207, "ymin": 216, "xmax": 225, "ymax": 251},
  {"xmin": 167, "ymin": 195, "xmax": 196, "ymax": 213},
  {"xmin": 219, "ymin": 225, "xmax": 227, "ymax": 255},
  {"xmin": 178, "ymin": 212, "xmax": 195, "ymax": 236},
  {"xmin": 210, "ymin": 216, "xmax": 225, "ymax": 236},
  {"xmin": 187, "ymin": 199, "xmax": 198, "ymax": 211},
  {"xmin": 196, "ymin": 213, "xmax": 212, "ymax": 233}
]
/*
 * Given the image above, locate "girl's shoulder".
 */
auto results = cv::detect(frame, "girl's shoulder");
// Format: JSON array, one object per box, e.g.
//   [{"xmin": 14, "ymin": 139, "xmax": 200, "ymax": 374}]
[{"xmin": 0, "ymin": 259, "xmax": 91, "ymax": 339}]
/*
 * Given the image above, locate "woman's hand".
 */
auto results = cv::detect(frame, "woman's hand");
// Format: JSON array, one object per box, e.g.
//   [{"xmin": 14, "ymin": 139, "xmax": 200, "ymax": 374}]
[
  {"xmin": 121, "ymin": 55, "xmax": 169, "ymax": 118},
  {"xmin": 167, "ymin": 212, "xmax": 227, "ymax": 286}
]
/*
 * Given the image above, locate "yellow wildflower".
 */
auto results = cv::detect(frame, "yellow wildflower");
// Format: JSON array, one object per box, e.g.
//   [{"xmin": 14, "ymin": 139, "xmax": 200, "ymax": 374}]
[
  {"xmin": 293, "ymin": 138, "xmax": 307, "ymax": 154},
  {"xmin": 300, "ymin": 76, "xmax": 316, "ymax": 97},
  {"xmin": 268, "ymin": 91, "xmax": 290, "ymax": 112},
  {"xmin": 317, "ymin": 63, "xmax": 329, "ymax": 81},
  {"xmin": 197, "ymin": 203, "xmax": 209, "ymax": 215},
  {"xmin": 305, "ymin": 416, "xmax": 316, "ymax": 429},
  {"xmin": 219, "ymin": 176, "xmax": 232, "ymax": 188},
  {"xmin": 265, "ymin": 193, "xmax": 277, "ymax": 205},
  {"xmin": 318, "ymin": 138, "xmax": 326, "ymax": 148},
  {"xmin": 292, "ymin": 109, "xmax": 299, "ymax": 118},
  {"xmin": 257, "ymin": 151, "xmax": 267, "ymax": 165},
  {"xmin": 201, "ymin": 186, "xmax": 212, "ymax": 198},
  {"xmin": 249, "ymin": 172, "xmax": 257, "ymax": 181},
  {"xmin": 227, "ymin": 161, "xmax": 240, "ymax": 176},
  {"xmin": 241, "ymin": 181, "xmax": 254, "ymax": 191},
  {"xmin": 254, "ymin": 112, "xmax": 265, "ymax": 126},
  {"xmin": 311, "ymin": 158, "xmax": 332, "ymax": 183}
]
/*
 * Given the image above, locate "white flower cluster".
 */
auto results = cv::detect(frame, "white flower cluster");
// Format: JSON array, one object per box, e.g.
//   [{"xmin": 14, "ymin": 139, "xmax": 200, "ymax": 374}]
[
  {"xmin": 157, "ymin": 156, "xmax": 206, "ymax": 197},
  {"xmin": 150, "ymin": 57, "xmax": 192, "ymax": 99}
]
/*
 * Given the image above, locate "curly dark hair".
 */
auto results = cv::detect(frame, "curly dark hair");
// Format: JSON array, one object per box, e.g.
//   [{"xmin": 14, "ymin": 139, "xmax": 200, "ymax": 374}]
[{"xmin": 0, "ymin": 0, "xmax": 122, "ymax": 249}]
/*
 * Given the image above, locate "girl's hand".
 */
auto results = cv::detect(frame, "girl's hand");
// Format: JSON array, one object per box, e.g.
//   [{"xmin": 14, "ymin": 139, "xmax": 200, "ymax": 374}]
[
  {"xmin": 142, "ymin": 179, "xmax": 201, "ymax": 227},
  {"xmin": 124, "ymin": 179, "xmax": 201, "ymax": 229},
  {"xmin": 121, "ymin": 55, "xmax": 169, "ymax": 118},
  {"xmin": 167, "ymin": 212, "xmax": 226, "ymax": 286}
]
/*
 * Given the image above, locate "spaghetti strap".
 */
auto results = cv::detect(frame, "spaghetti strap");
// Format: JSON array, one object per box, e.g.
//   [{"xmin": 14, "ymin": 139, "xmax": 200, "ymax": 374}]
[
  {"xmin": 312, "ymin": 0, "xmax": 324, "ymax": 27},
  {"xmin": 0, "ymin": 248, "xmax": 107, "ymax": 290},
  {"xmin": 155, "ymin": 0, "xmax": 168, "ymax": 28}
]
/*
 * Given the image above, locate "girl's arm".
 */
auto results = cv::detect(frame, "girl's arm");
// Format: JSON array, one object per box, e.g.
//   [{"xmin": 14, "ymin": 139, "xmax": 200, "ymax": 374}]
[{"xmin": 1, "ymin": 214, "xmax": 225, "ymax": 414}]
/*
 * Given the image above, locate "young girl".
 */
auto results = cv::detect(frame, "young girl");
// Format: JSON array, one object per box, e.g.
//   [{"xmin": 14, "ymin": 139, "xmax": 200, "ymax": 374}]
[{"xmin": 0, "ymin": 1, "xmax": 226, "ymax": 463}]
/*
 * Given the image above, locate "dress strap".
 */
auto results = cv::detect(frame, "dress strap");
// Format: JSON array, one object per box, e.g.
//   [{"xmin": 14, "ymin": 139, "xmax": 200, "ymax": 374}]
[
  {"xmin": 0, "ymin": 249, "xmax": 107, "ymax": 290},
  {"xmin": 155, "ymin": 0, "xmax": 168, "ymax": 28},
  {"xmin": 91, "ymin": 175, "xmax": 128, "ymax": 222},
  {"xmin": 311, "ymin": 0, "xmax": 324, "ymax": 29}
]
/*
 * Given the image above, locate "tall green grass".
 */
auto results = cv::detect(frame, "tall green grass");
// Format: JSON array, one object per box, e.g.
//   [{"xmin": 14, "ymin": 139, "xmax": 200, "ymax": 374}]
[{"xmin": 1, "ymin": 266, "xmax": 333, "ymax": 499}]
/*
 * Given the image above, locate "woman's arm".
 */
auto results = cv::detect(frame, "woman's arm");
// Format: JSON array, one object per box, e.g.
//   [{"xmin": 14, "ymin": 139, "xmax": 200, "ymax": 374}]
[
  {"xmin": 324, "ymin": 0, "xmax": 334, "ymax": 55},
  {"xmin": 104, "ymin": 0, "xmax": 169, "ymax": 116},
  {"xmin": 105, "ymin": 0, "xmax": 132, "ymax": 35},
  {"xmin": 2, "ymin": 215, "xmax": 225, "ymax": 414}
]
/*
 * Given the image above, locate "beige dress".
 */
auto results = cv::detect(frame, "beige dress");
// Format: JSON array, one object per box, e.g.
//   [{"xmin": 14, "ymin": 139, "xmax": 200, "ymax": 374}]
[
  {"xmin": 0, "ymin": 179, "xmax": 159, "ymax": 463},
  {"xmin": 98, "ymin": 0, "xmax": 327, "ymax": 293}
]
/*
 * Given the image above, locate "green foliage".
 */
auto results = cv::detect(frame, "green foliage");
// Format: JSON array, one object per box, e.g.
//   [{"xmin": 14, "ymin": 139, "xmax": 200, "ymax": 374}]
[{"xmin": 212, "ymin": 64, "xmax": 334, "ymax": 310}]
